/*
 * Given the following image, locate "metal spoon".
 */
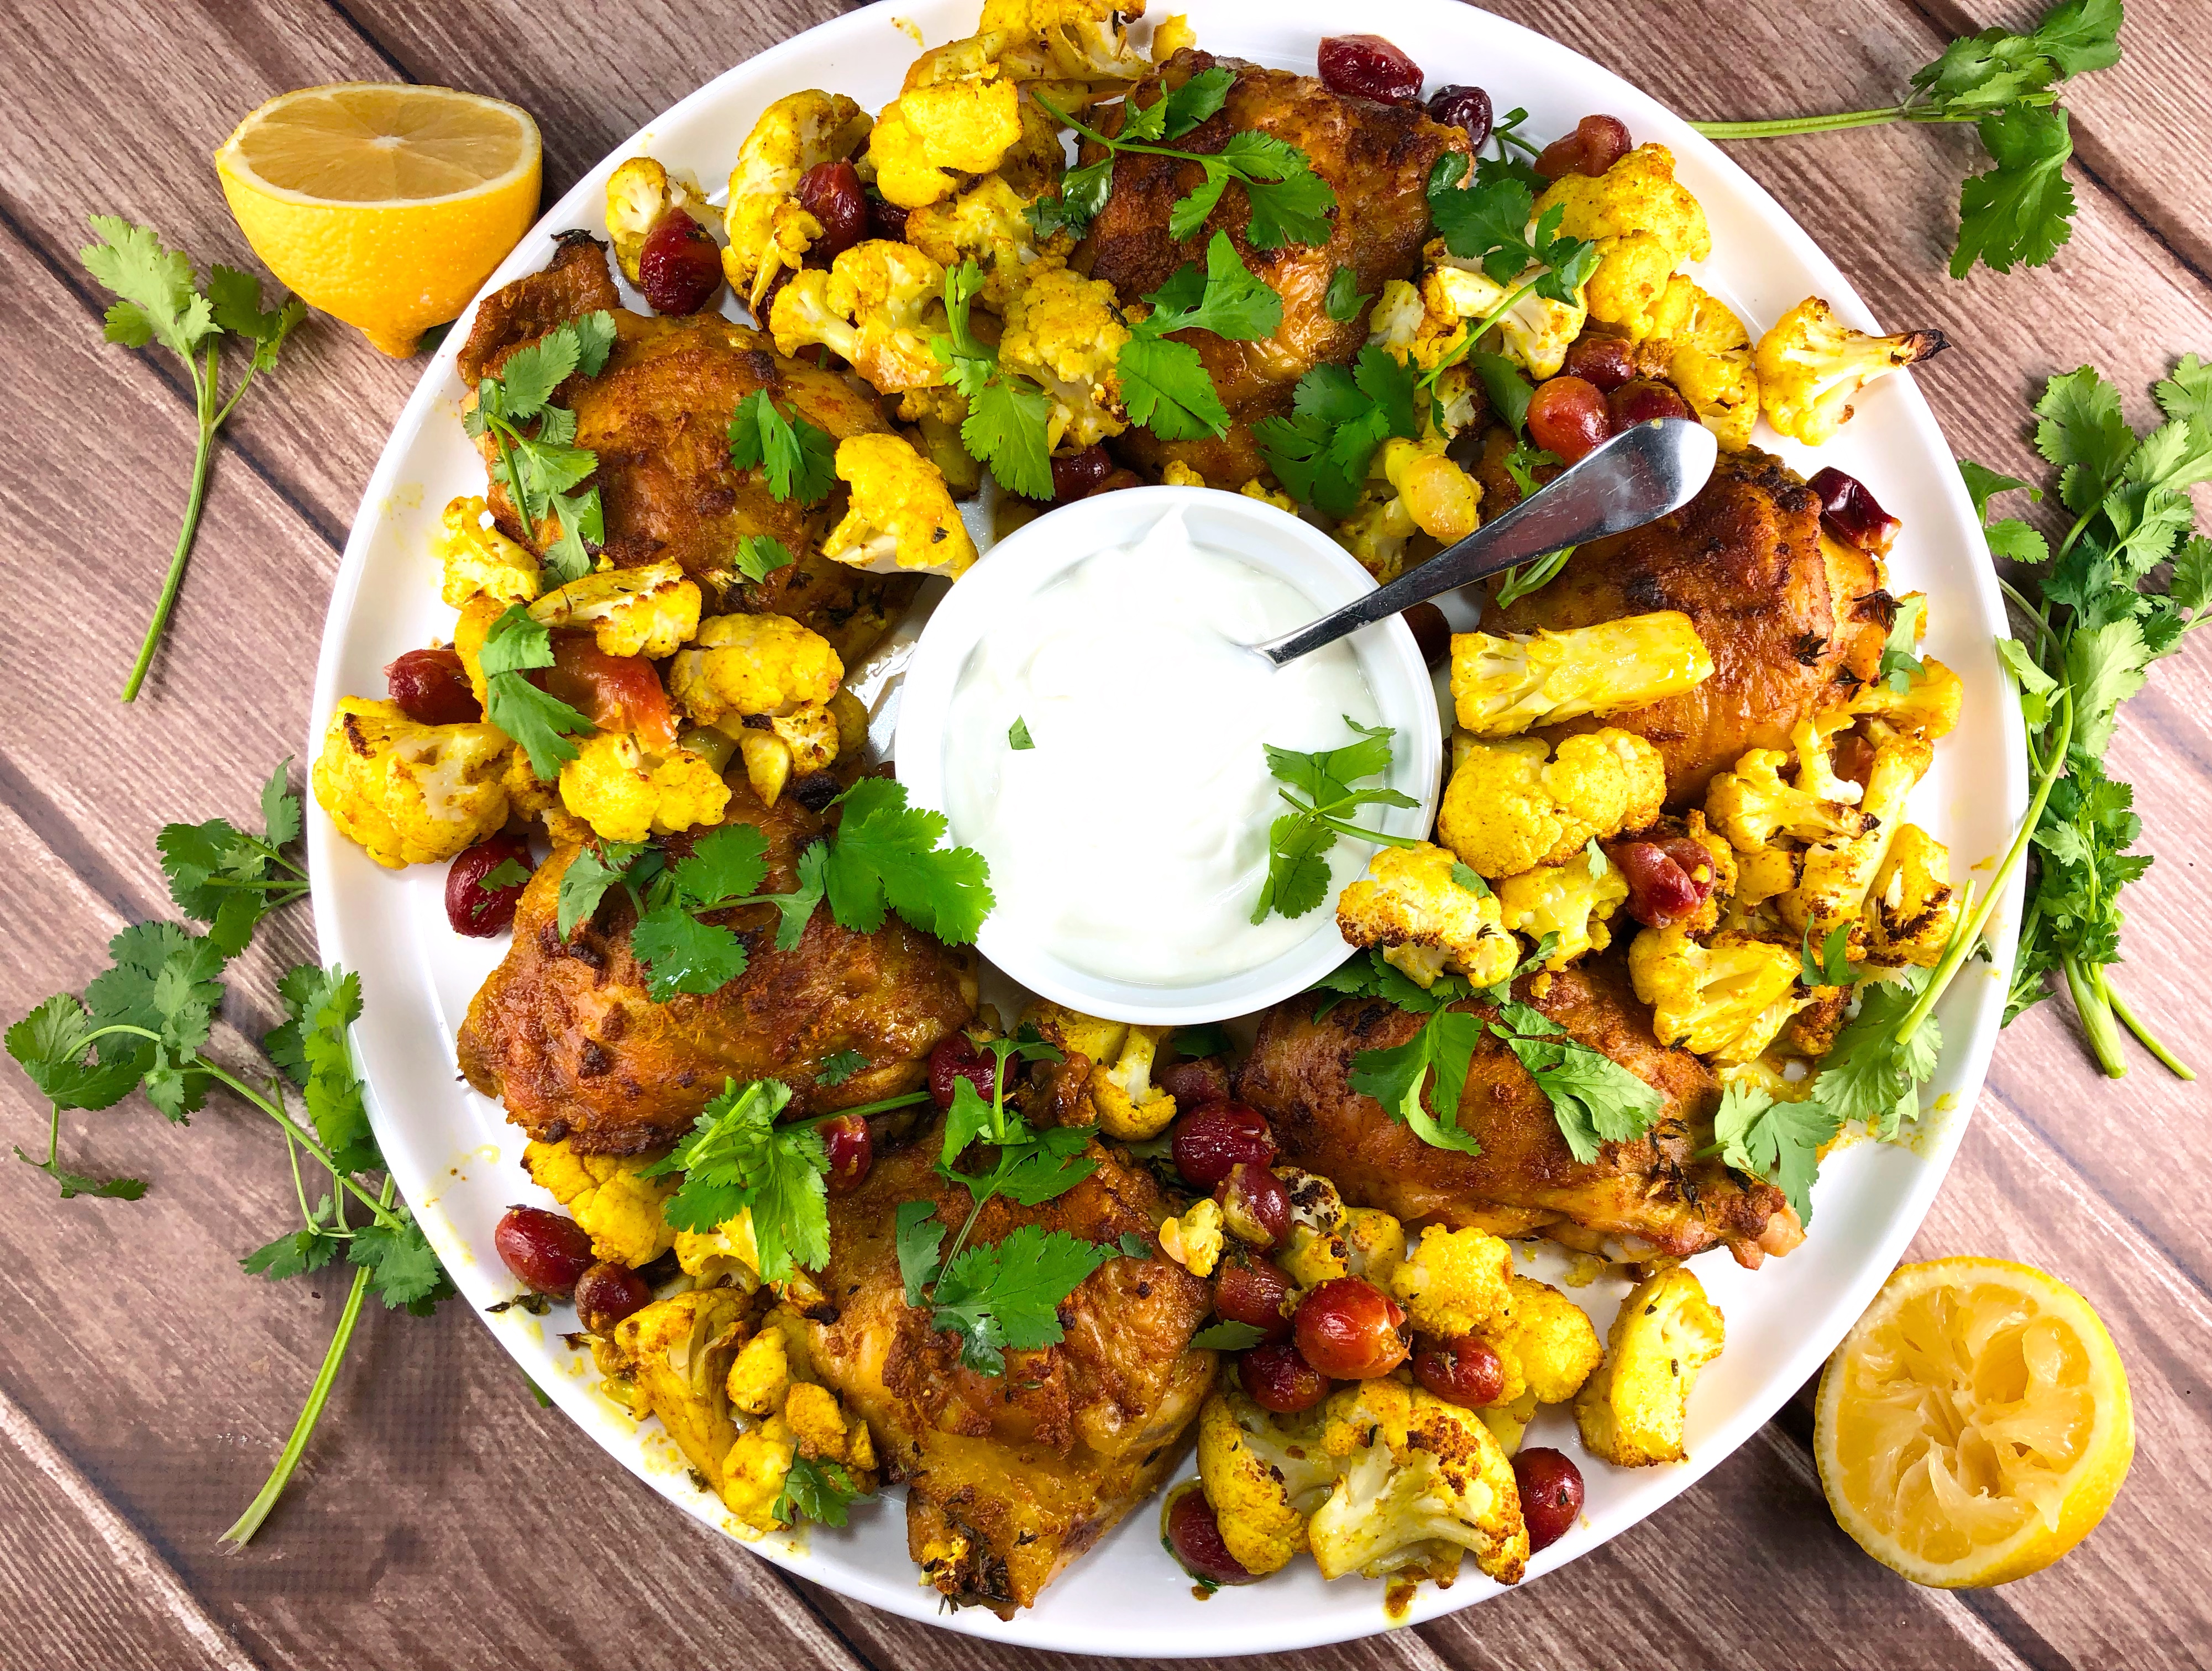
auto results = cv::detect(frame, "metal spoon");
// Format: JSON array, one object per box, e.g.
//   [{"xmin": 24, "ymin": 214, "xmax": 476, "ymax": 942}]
[{"xmin": 1250, "ymin": 416, "xmax": 1719, "ymax": 667}]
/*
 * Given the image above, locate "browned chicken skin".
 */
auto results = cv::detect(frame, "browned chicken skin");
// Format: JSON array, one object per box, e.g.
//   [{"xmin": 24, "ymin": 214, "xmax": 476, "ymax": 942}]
[
  {"xmin": 457, "ymin": 784, "xmax": 977, "ymax": 1154},
  {"xmin": 1492, "ymin": 446, "xmax": 1888, "ymax": 805},
  {"xmin": 1235, "ymin": 958, "xmax": 1801, "ymax": 1265},
  {"xmin": 1076, "ymin": 49, "xmax": 1467, "ymax": 485},
  {"xmin": 801, "ymin": 1132, "xmax": 1214, "ymax": 1617},
  {"xmin": 455, "ymin": 234, "xmax": 915, "ymax": 663}
]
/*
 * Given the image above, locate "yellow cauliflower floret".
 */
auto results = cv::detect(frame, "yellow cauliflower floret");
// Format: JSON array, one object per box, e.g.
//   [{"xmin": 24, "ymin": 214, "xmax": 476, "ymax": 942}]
[
  {"xmin": 1340, "ymin": 1207, "xmax": 1407, "ymax": 1284},
  {"xmin": 1475, "ymin": 1276, "xmax": 1605, "ymax": 1406},
  {"xmin": 669, "ymin": 613, "xmax": 842, "ymax": 725},
  {"xmin": 1152, "ymin": 12, "xmax": 1196, "ymax": 59},
  {"xmin": 312, "ymin": 697, "xmax": 510, "ymax": 869},
  {"xmin": 605, "ymin": 156, "xmax": 715, "ymax": 286},
  {"xmin": 1628, "ymin": 925, "xmax": 1807, "ymax": 1062},
  {"xmin": 1159, "ymin": 1198, "xmax": 1224, "ymax": 1278},
  {"xmin": 997, "ymin": 261, "xmax": 1131, "ymax": 449},
  {"xmin": 1439, "ymin": 729, "xmax": 1667, "ymax": 879},
  {"xmin": 1451, "ymin": 612, "xmax": 1713, "ymax": 738},
  {"xmin": 1496, "ymin": 845, "xmax": 1631, "ymax": 971},
  {"xmin": 1754, "ymin": 296, "xmax": 1947, "ymax": 446},
  {"xmin": 725, "ymin": 1327, "xmax": 792, "ymax": 1418},
  {"xmin": 770, "ymin": 239, "xmax": 948, "ymax": 393},
  {"xmin": 437, "ymin": 495, "xmax": 539, "ymax": 607},
  {"xmin": 1280, "ymin": 1223, "xmax": 1350, "ymax": 1290},
  {"xmin": 1197, "ymin": 1383, "xmax": 1338, "ymax": 1576},
  {"xmin": 522, "ymin": 1139, "xmax": 678, "ymax": 1268},
  {"xmin": 1022, "ymin": 999, "xmax": 1129, "ymax": 1067},
  {"xmin": 1789, "ymin": 708, "xmax": 1864, "ymax": 807},
  {"xmin": 452, "ymin": 595, "xmax": 502, "ymax": 708},
  {"xmin": 732, "ymin": 703, "xmax": 841, "ymax": 810},
  {"xmin": 1331, "ymin": 477, "xmax": 1421, "ymax": 584},
  {"xmin": 528, "ymin": 560, "xmax": 701, "ymax": 659},
  {"xmin": 1865, "ymin": 824, "xmax": 1956, "ymax": 968},
  {"xmin": 821, "ymin": 433, "xmax": 979, "ymax": 578},
  {"xmin": 1704, "ymin": 747, "xmax": 1864, "ymax": 853},
  {"xmin": 674, "ymin": 1211, "xmax": 763, "ymax": 1292},
  {"xmin": 1378, "ymin": 436, "xmax": 1480, "ymax": 543},
  {"xmin": 1309, "ymin": 1379, "xmax": 1528, "ymax": 1585},
  {"xmin": 869, "ymin": 76, "xmax": 1024, "ymax": 208},
  {"xmin": 1535, "ymin": 144, "xmax": 1710, "ymax": 339},
  {"xmin": 1241, "ymin": 476, "xmax": 1298, "ymax": 512},
  {"xmin": 1575, "ymin": 1267, "xmax": 1724, "ymax": 1467},
  {"xmin": 1418, "ymin": 250, "xmax": 1586, "ymax": 380},
  {"xmin": 558, "ymin": 732, "xmax": 731, "ymax": 845},
  {"xmin": 606, "ymin": 1288, "xmax": 756, "ymax": 1495},
  {"xmin": 1089, "ymin": 1022, "xmax": 1176, "ymax": 1140},
  {"xmin": 1644, "ymin": 277, "xmax": 1758, "ymax": 450},
  {"xmin": 1336, "ymin": 840, "xmax": 1519, "ymax": 990},
  {"xmin": 905, "ymin": 173, "xmax": 1070, "ymax": 309},
  {"xmin": 1784, "ymin": 733, "xmax": 1933, "ymax": 945},
  {"xmin": 1388, "ymin": 1225, "xmax": 1514, "ymax": 1338},
  {"xmin": 722, "ymin": 92, "xmax": 873, "ymax": 312},
  {"xmin": 1852, "ymin": 655, "xmax": 1963, "ymax": 742}
]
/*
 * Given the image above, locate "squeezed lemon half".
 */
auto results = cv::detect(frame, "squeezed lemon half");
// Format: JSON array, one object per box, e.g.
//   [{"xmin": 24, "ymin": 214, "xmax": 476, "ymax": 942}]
[
  {"xmin": 216, "ymin": 83, "xmax": 541, "ymax": 356},
  {"xmin": 1816, "ymin": 1257, "xmax": 2133, "ymax": 1587}
]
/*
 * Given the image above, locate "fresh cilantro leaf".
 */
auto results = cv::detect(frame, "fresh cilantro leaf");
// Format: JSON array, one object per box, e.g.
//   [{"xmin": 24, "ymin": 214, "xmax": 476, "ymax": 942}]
[
  {"xmin": 1117, "ymin": 335, "xmax": 1231, "ymax": 441},
  {"xmin": 1253, "ymin": 717, "xmax": 1415, "ymax": 922},
  {"xmin": 964, "ymin": 374, "xmax": 1057, "ymax": 498},
  {"xmin": 1712, "ymin": 1081, "xmax": 1842, "ymax": 1227},
  {"xmin": 481, "ymin": 606, "xmax": 594, "ymax": 779},
  {"xmin": 2169, "ymin": 535, "xmax": 2212, "ymax": 616},
  {"xmin": 1468, "ymin": 351, "xmax": 1535, "ymax": 438},
  {"xmin": 1118, "ymin": 1232, "xmax": 1149, "ymax": 1259},
  {"xmin": 1323, "ymin": 265, "xmax": 1371, "ymax": 324},
  {"xmin": 1189, "ymin": 1320, "xmax": 1268, "ymax": 1351},
  {"xmin": 1349, "ymin": 1008, "xmax": 1486, "ymax": 1155},
  {"xmin": 2066, "ymin": 615, "xmax": 2152, "ymax": 754},
  {"xmin": 242, "ymin": 1226, "xmax": 343, "ymax": 1281},
  {"xmin": 821, "ymin": 777, "xmax": 994, "ymax": 944},
  {"xmin": 765, "ymin": 842, "xmax": 830, "ymax": 951},
  {"xmin": 1959, "ymin": 459, "xmax": 2042, "ymax": 523},
  {"xmin": 1159, "ymin": 64, "xmax": 1235, "ymax": 137},
  {"xmin": 6, "ymin": 994, "xmax": 142, "ymax": 1112},
  {"xmin": 897, "ymin": 1199, "xmax": 947, "ymax": 1306},
  {"xmin": 1995, "ymin": 635, "xmax": 2059, "ymax": 726},
  {"xmin": 261, "ymin": 758, "xmax": 303, "ymax": 847},
  {"xmin": 938, "ymin": 1074, "xmax": 1001, "ymax": 1172},
  {"xmin": 1801, "ymin": 921, "xmax": 1853, "ymax": 987},
  {"xmin": 268, "ymin": 965, "xmax": 376, "ymax": 1173},
  {"xmin": 12, "ymin": 1146, "xmax": 146, "ymax": 1200},
  {"xmin": 1879, "ymin": 595, "xmax": 1928, "ymax": 693},
  {"xmin": 477, "ymin": 859, "xmax": 532, "ymax": 894},
  {"xmin": 727, "ymin": 390, "xmax": 837, "ymax": 505},
  {"xmin": 349, "ymin": 1215, "xmax": 453, "ymax": 1313},
  {"xmin": 2035, "ymin": 365, "xmax": 2136, "ymax": 507},
  {"xmin": 557, "ymin": 841, "xmax": 647, "ymax": 938},
  {"xmin": 1808, "ymin": 971, "xmax": 1941, "ymax": 1139},
  {"xmin": 1173, "ymin": 1022, "xmax": 1230, "ymax": 1059},
  {"xmin": 81, "ymin": 216, "xmax": 216, "ymax": 359},
  {"xmin": 735, "ymin": 534, "xmax": 795, "ymax": 583},
  {"xmin": 1910, "ymin": 0, "xmax": 2121, "ymax": 113},
  {"xmin": 496, "ymin": 327, "xmax": 582, "ymax": 418},
  {"xmin": 631, "ymin": 901, "xmax": 748, "ymax": 1000},
  {"xmin": 1141, "ymin": 234, "xmax": 1284, "ymax": 341},
  {"xmin": 1026, "ymin": 157, "xmax": 1114, "ymax": 239},
  {"xmin": 1490, "ymin": 1001, "xmax": 1664, "ymax": 1164},
  {"xmin": 671, "ymin": 824, "xmax": 769, "ymax": 909},
  {"xmin": 990, "ymin": 1124, "xmax": 1099, "ymax": 1205},
  {"xmin": 1227, "ymin": 133, "xmax": 1336, "ymax": 248},
  {"xmin": 1255, "ymin": 346, "xmax": 1419, "ymax": 518},
  {"xmin": 1450, "ymin": 861, "xmax": 1492, "ymax": 898},
  {"xmin": 640, "ymin": 1078, "xmax": 829, "ymax": 1280},
  {"xmin": 773, "ymin": 1454, "xmax": 872, "ymax": 1528},
  {"xmin": 571, "ymin": 310, "xmax": 617, "ymax": 378},
  {"xmin": 927, "ymin": 1224, "xmax": 1114, "ymax": 1374},
  {"xmin": 1008, "ymin": 717, "xmax": 1035, "ymax": 750}
]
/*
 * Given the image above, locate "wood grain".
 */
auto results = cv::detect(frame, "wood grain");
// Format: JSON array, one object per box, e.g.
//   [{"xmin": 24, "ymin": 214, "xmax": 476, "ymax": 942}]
[{"xmin": 0, "ymin": 0, "xmax": 2206, "ymax": 1665}]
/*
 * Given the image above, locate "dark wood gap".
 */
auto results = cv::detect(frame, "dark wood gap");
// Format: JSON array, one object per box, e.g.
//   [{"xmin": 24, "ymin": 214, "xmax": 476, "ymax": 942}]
[{"xmin": 313, "ymin": 0, "xmax": 416, "ymax": 82}]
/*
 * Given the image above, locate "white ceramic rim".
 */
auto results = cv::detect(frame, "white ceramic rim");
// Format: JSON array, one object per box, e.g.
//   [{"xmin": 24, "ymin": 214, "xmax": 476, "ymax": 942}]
[
  {"xmin": 893, "ymin": 485, "xmax": 1442, "ymax": 1025},
  {"xmin": 306, "ymin": 0, "xmax": 2027, "ymax": 1654}
]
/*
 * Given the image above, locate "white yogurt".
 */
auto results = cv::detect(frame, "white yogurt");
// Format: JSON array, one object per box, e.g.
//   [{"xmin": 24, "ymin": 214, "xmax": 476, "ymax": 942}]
[{"xmin": 940, "ymin": 508, "xmax": 1383, "ymax": 987}]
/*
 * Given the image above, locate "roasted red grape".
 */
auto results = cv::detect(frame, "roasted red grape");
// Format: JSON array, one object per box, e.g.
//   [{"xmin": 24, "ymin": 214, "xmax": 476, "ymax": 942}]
[
  {"xmin": 1050, "ymin": 445, "xmax": 1113, "ymax": 503},
  {"xmin": 1403, "ymin": 600, "xmax": 1452, "ymax": 668},
  {"xmin": 1161, "ymin": 1482, "xmax": 1260, "ymax": 1586},
  {"xmin": 1606, "ymin": 378, "xmax": 1692, "ymax": 429},
  {"xmin": 385, "ymin": 646, "xmax": 480, "ymax": 725},
  {"xmin": 1534, "ymin": 114, "xmax": 1631, "ymax": 181},
  {"xmin": 1414, "ymin": 1334, "xmax": 1507, "ymax": 1407},
  {"xmin": 794, "ymin": 159, "xmax": 867, "ymax": 261},
  {"xmin": 494, "ymin": 1205, "xmax": 594, "ymax": 1297},
  {"xmin": 1217, "ymin": 1163, "xmax": 1291, "ymax": 1248},
  {"xmin": 636, "ymin": 210, "xmax": 724, "ymax": 315},
  {"xmin": 1809, "ymin": 465, "xmax": 1902, "ymax": 556},
  {"xmin": 1214, "ymin": 1253, "xmax": 1295, "ymax": 1342},
  {"xmin": 1613, "ymin": 836, "xmax": 1720, "ymax": 928},
  {"xmin": 574, "ymin": 1260, "xmax": 653, "ymax": 1334},
  {"xmin": 1157, "ymin": 1056, "xmax": 1231, "ymax": 1107},
  {"xmin": 446, "ymin": 833, "xmax": 534, "ymax": 937},
  {"xmin": 1425, "ymin": 85, "xmax": 1493, "ymax": 148},
  {"xmin": 1240, "ymin": 1340, "xmax": 1330, "ymax": 1412},
  {"xmin": 820, "ymin": 1113, "xmax": 874, "ymax": 1195},
  {"xmin": 1514, "ymin": 1447, "xmax": 1585, "ymax": 1553},
  {"xmin": 535, "ymin": 635, "xmax": 678, "ymax": 752},
  {"xmin": 1172, "ymin": 1102, "xmax": 1276, "ymax": 1190},
  {"xmin": 863, "ymin": 188, "xmax": 909, "ymax": 244},
  {"xmin": 1294, "ymin": 1277, "xmax": 1408, "ymax": 1379},
  {"xmin": 1526, "ymin": 375, "xmax": 1610, "ymax": 464},
  {"xmin": 927, "ymin": 1033, "xmax": 1000, "ymax": 1111},
  {"xmin": 1317, "ymin": 34, "xmax": 1424, "ymax": 103},
  {"xmin": 1561, "ymin": 333, "xmax": 1636, "ymax": 393}
]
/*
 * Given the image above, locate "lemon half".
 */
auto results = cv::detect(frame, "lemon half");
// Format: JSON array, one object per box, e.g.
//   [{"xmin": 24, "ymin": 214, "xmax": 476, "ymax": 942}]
[
  {"xmin": 1816, "ymin": 1257, "xmax": 2133, "ymax": 1588},
  {"xmin": 216, "ymin": 83, "xmax": 541, "ymax": 356}
]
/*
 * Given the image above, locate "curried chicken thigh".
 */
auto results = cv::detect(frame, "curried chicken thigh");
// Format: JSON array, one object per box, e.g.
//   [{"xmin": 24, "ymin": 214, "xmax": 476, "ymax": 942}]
[
  {"xmin": 455, "ymin": 233, "xmax": 915, "ymax": 662},
  {"xmin": 1075, "ymin": 49, "xmax": 1468, "ymax": 485},
  {"xmin": 456, "ymin": 782, "xmax": 977, "ymax": 1154},
  {"xmin": 798, "ymin": 1132, "xmax": 1215, "ymax": 1616},
  {"xmin": 1491, "ymin": 446, "xmax": 1888, "ymax": 805},
  {"xmin": 1235, "ymin": 957, "xmax": 1801, "ymax": 1266}
]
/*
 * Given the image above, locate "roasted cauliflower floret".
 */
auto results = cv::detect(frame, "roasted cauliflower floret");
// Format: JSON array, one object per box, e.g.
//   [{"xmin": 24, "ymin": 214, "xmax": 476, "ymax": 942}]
[
  {"xmin": 1575, "ymin": 1267, "xmax": 1724, "ymax": 1467},
  {"xmin": 312, "ymin": 698, "xmax": 511, "ymax": 869},
  {"xmin": 1475, "ymin": 1276, "xmax": 1605, "ymax": 1406},
  {"xmin": 528, "ymin": 560, "xmax": 701, "ymax": 659},
  {"xmin": 1338, "ymin": 1207, "xmax": 1407, "ymax": 1285},
  {"xmin": 1336, "ymin": 840, "xmax": 1519, "ymax": 990},
  {"xmin": 904, "ymin": 173, "xmax": 1070, "ymax": 309},
  {"xmin": 522, "ymin": 1139, "xmax": 678, "ymax": 1268},
  {"xmin": 1439, "ymin": 729, "xmax": 1668, "ymax": 879},
  {"xmin": 1378, "ymin": 436, "xmax": 1480, "ymax": 543},
  {"xmin": 722, "ymin": 92, "xmax": 873, "ymax": 312},
  {"xmin": 558, "ymin": 732, "xmax": 732, "ymax": 845},
  {"xmin": 733, "ymin": 704, "xmax": 841, "ymax": 810},
  {"xmin": 1852, "ymin": 655, "xmax": 1963, "ymax": 742},
  {"xmin": 1331, "ymin": 478, "xmax": 1420, "ymax": 583},
  {"xmin": 1151, "ymin": 11, "xmax": 1195, "ymax": 59},
  {"xmin": 724, "ymin": 1324, "xmax": 793, "ymax": 1418},
  {"xmin": 1388, "ymin": 1225, "xmax": 1515, "ymax": 1339},
  {"xmin": 770, "ymin": 239, "xmax": 948, "ymax": 392},
  {"xmin": 1704, "ymin": 747, "xmax": 1865, "ymax": 853},
  {"xmin": 1754, "ymin": 297, "xmax": 1948, "ymax": 446},
  {"xmin": 437, "ymin": 495, "xmax": 539, "ymax": 607},
  {"xmin": 673, "ymin": 1210, "xmax": 764, "ymax": 1292},
  {"xmin": 1535, "ymin": 144, "xmax": 1711, "ymax": 340},
  {"xmin": 821, "ymin": 432, "xmax": 980, "ymax": 577},
  {"xmin": 1196, "ymin": 1383, "xmax": 1338, "ymax": 1576},
  {"xmin": 1789, "ymin": 708, "xmax": 1864, "ymax": 807},
  {"xmin": 996, "ymin": 261, "xmax": 1131, "ymax": 449},
  {"xmin": 605, "ymin": 156, "xmax": 715, "ymax": 286},
  {"xmin": 1089, "ymin": 1022, "xmax": 1176, "ymax": 1140},
  {"xmin": 1642, "ymin": 277, "xmax": 1758, "ymax": 450},
  {"xmin": 1423, "ymin": 251, "xmax": 1586, "ymax": 380},
  {"xmin": 722, "ymin": 1355, "xmax": 879, "ymax": 1532},
  {"xmin": 669, "ymin": 613, "xmax": 843, "ymax": 725},
  {"xmin": 869, "ymin": 76, "xmax": 1024, "ymax": 209},
  {"xmin": 1628, "ymin": 925, "xmax": 1807, "ymax": 1062},
  {"xmin": 1451, "ymin": 612, "xmax": 1713, "ymax": 738},
  {"xmin": 1159, "ymin": 1198, "xmax": 1224, "ymax": 1278},
  {"xmin": 1309, "ymin": 1379, "xmax": 1528, "ymax": 1585},
  {"xmin": 1496, "ymin": 846, "xmax": 1631, "ymax": 970},
  {"xmin": 1785, "ymin": 732, "xmax": 1933, "ymax": 944},
  {"xmin": 1865, "ymin": 823, "xmax": 1956, "ymax": 967},
  {"xmin": 602, "ymin": 1288, "xmax": 755, "ymax": 1495}
]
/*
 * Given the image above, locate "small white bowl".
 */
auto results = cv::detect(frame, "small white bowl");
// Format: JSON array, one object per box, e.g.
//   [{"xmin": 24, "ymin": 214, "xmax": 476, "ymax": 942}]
[{"xmin": 894, "ymin": 485, "xmax": 1442, "ymax": 1026}]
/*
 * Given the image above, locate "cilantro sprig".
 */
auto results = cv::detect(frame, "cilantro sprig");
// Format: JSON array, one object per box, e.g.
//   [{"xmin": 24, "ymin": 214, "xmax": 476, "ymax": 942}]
[
  {"xmin": 1254, "ymin": 346, "xmax": 1422, "ymax": 519},
  {"xmin": 4, "ymin": 764, "xmax": 452, "ymax": 1546},
  {"xmin": 932, "ymin": 260, "xmax": 1056, "ymax": 500},
  {"xmin": 1252, "ymin": 718, "xmax": 1420, "ymax": 922},
  {"xmin": 1690, "ymin": 0, "xmax": 2124, "ymax": 278},
  {"xmin": 463, "ymin": 312, "xmax": 616, "ymax": 584},
  {"xmin": 773, "ymin": 1453, "xmax": 874, "ymax": 1527},
  {"xmin": 1032, "ymin": 67, "xmax": 1336, "ymax": 249},
  {"xmin": 80, "ymin": 217, "xmax": 305, "ymax": 700},
  {"xmin": 481, "ymin": 606, "xmax": 594, "ymax": 780},
  {"xmin": 640, "ymin": 1078, "xmax": 827, "ymax": 1280},
  {"xmin": 1118, "ymin": 231, "xmax": 1284, "ymax": 441},
  {"xmin": 727, "ymin": 388, "xmax": 837, "ymax": 505}
]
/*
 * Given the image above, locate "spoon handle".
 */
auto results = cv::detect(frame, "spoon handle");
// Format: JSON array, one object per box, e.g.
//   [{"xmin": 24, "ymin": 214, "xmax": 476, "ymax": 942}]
[{"xmin": 1250, "ymin": 417, "xmax": 1718, "ymax": 668}]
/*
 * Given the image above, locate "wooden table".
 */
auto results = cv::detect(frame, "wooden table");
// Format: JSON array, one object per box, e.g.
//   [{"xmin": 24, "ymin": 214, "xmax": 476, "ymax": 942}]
[{"xmin": 2, "ymin": 1, "xmax": 2205, "ymax": 1666}]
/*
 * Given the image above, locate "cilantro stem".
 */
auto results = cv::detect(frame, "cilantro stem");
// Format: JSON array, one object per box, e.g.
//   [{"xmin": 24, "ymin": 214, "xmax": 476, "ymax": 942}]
[
  {"xmin": 218, "ymin": 1176, "xmax": 389, "ymax": 1548},
  {"xmin": 121, "ymin": 344, "xmax": 221, "ymax": 703},
  {"xmin": 1690, "ymin": 102, "xmax": 2004, "ymax": 141},
  {"xmin": 791, "ymin": 1090, "xmax": 930, "ymax": 1127},
  {"xmin": 2103, "ymin": 975, "xmax": 2195, "ymax": 1080},
  {"xmin": 2061, "ymin": 950, "xmax": 2130, "ymax": 1079}
]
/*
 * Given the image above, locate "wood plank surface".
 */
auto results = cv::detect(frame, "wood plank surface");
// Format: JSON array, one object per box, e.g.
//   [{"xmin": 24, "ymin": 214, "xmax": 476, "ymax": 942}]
[{"xmin": 0, "ymin": 0, "xmax": 2206, "ymax": 1665}]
